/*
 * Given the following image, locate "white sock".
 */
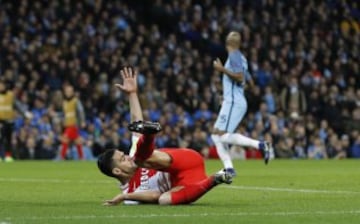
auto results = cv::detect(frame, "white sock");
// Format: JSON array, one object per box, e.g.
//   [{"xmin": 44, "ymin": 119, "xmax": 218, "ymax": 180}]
[
  {"xmin": 220, "ymin": 133, "xmax": 260, "ymax": 149},
  {"xmin": 211, "ymin": 134, "xmax": 233, "ymax": 169}
]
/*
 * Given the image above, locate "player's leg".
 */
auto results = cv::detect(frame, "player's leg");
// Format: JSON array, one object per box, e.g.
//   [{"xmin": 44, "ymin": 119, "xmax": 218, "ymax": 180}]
[
  {"xmin": 221, "ymin": 132, "xmax": 274, "ymax": 164},
  {"xmin": 211, "ymin": 102, "xmax": 235, "ymax": 172},
  {"xmin": 70, "ymin": 126, "xmax": 84, "ymax": 160},
  {"xmin": 3, "ymin": 122, "xmax": 14, "ymax": 162},
  {"xmin": 160, "ymin": 148, "xmax": 210, "ymax": 185},
  {"xmin": 159, "ymin": 148, "xmax": 232, "ymax": 205},
  {"xmin": 158, "ymin": 170, "xmax": 232, "ymax": 205},
  {"xmin": 219, "ymin": 101, "xmax": 259, "ymax": 147},
  {"xmin": 218, "ymin": 101, "xmax": 273, "ymax": 164},
  {"xmin": 128, "ymin": 121, "xmax": 179, "ymax": 169},
  {"xmin": 74, "ymin": 136, "xmax": 84, "ymax": 160},
  {"xmin": 60, "ymin": 128, "xmax": 70, "ymax": 159},
  {"xmin": 60, "ymin": 137, "xmax": 69, "ymax": 159},
  {"xmin": 128, "ymin": 121, "xmax": 162, "ymax": 161},
  {"xmin": 215, "ymin": 99, "xmax": 273, "ymax": 164}
]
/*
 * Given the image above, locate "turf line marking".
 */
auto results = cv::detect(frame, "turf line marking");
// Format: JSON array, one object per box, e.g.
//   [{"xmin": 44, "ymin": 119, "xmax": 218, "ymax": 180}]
[
  {"xmin": 4, "ymin": 210, "xmax": 360, "ymax": 220},
  {"xmin": 222, "ymin": 185, "xmax": 360, "ymax": 195},
  {"xmin": 1, "ymin": 177, "xmax": 360, "ymax": 195},
  {"xmin": 0, "ymin": 178, "xmax": 113, "ymax": 184}
]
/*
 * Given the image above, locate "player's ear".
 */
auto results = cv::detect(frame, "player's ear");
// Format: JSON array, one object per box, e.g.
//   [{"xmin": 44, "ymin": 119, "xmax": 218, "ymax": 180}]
[{"xmin": 112, "ymin": 168, "xmax": 123, "ymax": 176}]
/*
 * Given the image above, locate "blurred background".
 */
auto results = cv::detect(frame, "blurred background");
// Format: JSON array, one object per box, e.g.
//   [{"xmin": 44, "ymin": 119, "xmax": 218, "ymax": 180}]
[{"xmin": 0, "ymin": 0, "xmax": 359, "ymax": 161}]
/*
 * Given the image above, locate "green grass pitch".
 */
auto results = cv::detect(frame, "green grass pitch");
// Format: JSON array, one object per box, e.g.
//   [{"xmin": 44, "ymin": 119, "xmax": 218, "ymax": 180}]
[{"xmin": 0, "ymin": 159, "xmax": 360, "ymax": 224}]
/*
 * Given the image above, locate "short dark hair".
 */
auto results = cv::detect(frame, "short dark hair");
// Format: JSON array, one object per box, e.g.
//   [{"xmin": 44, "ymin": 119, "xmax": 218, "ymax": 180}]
[{"xmin": 97, "ymin": 149, "xmax": 117, "ymax": 178}]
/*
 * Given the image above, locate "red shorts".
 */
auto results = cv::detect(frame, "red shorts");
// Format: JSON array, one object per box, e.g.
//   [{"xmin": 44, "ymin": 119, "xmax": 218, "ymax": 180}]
[
  {"xmin": 160, "ymin": 148, "xmax": 207, "ymax": 187},
  {"xmin": 63, "ymin": 126, "xmax": 80, "ymax": 140}
]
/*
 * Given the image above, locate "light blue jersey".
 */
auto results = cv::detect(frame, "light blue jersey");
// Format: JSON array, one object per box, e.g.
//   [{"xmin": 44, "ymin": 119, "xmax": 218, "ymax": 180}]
[
  {"xmin": 214, "ymin": 50, "xmax": 251, "ymax": 133},
  {"xmin": 222, "ymin": 50, "xmax": 250, "ymax": 102}
]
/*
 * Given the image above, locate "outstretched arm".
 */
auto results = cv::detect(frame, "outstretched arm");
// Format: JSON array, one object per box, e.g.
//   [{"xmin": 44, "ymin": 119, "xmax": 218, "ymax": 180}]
[
  {"xmin": 103, "ymin": 190, "xmax": 161, "ymax": 206},
  {"xmin": 115, "ymin": 67, "xmax": 143, "ymax": 124},
  {"xmin": 116, "ymin": 67, "xmax": 144, "ymax": 156}
]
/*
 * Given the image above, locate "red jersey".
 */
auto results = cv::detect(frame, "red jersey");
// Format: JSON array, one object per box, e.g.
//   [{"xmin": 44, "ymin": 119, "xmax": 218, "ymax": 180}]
[{"xmin": 120, "ymin": 168, "xmax": 171, "ymax": 205}]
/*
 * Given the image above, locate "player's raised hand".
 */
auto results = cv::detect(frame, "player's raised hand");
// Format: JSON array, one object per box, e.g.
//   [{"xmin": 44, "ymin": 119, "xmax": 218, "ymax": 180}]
[
  {"xmin": 213, "ymin": 58, "xmax": 225, "ymax": 72},
  {"xmin": 115, "ymin": 67, "xmax": 138, "ymax": 93}
]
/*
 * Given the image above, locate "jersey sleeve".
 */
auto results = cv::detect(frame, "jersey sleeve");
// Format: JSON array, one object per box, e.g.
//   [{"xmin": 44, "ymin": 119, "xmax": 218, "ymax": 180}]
[
  {"xmin": 244, "ymin": 69, "xmax": 252, "ymax": 81},
  {"xmin": 120, "ymin": 170, "xmax": 142, "ymax": 205},
  {"xmin": 229, "ymin": 53, "xmax": 244, "ymax": 73}
]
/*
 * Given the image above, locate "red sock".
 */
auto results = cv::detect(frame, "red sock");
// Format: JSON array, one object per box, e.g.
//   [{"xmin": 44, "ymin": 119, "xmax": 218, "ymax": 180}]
[
  {"xmin": 60, "ymin": 143, "xmax": 68, "ymax": 159},
  {"xmin": 134, "ymin": 134, "xmax": 155, "ymax": 161},
  {"xmin": 5, "ymin": 151, "xmax": 12, "ymax": 157},
  {"xmin": 76, "ymin": 144, "xmax": 83, "ymax": 159},
  {"xmin": 171, "ymin": 176, "xmax": 215, "ymax": 205}
]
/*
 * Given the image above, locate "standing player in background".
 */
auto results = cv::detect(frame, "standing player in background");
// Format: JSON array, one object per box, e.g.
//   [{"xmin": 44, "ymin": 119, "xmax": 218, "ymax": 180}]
[
  {"xmin": 0, "ymin": 79, "xmax": 32, "ymax": 162},
  {"xmin": 60, "ymin": 85, "xmax": 86, "ymax": 160},
  {"xmin": 211, "ymin": 31, "xmax": 274, "ymax": 176}
]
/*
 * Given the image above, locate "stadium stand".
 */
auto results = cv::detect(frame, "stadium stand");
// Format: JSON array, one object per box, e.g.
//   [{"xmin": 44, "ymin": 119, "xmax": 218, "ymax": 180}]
[{"xmin": 0, "ymin": 0, "xmax": 359, "ymax": 160}]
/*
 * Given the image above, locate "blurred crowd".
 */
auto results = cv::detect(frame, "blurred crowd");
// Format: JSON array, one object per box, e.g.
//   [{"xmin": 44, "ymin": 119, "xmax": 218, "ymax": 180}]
[{"xmin": 0, "ymin": 0, "xmax": 359, "ymax": 160}]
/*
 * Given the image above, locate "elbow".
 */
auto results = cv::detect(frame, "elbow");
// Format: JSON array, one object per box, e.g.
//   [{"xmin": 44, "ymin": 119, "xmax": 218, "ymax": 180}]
[
  {"xmin": 158, "ymin": 192, "xmax": 171, "ymax": 205},
  {"xmin": 235, "ymin": 73, "xmax": 244, "ymax": 82},
  {"xmin": 234, "ymin": 76, "xmax": 243, "ymax": 83},
  {"xmin": 150, "ymin": 191, "xmax": 161, "ymax": 202}
]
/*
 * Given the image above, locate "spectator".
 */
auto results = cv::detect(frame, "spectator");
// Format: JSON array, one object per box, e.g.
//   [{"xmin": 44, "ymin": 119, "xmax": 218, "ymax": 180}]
[
  {"xmin": 308, "ymin": 137, "xmax": 328, "ymax": 159},
  {"xmin": 351, "ymin": 134, "xmax": 360, "ymax": 158},
  {"xmin": 189, "ymin": 128, "xmax": 209, "ymax": 156},
  {"xmin": 0, "ymin": 0, "xmax": 359, "ymax": 160},
  {"xmin": 326, "ymin": 133, "xmax": 346, "ymax": 159},
  {"xmin": 275, "ymin": 136, "xmax": 295, "ymax": 159},
  {"xmin": 340, "ymin": 134, "xmax": 351, "ymax": 157},
  {"xmin": 280, "ymin": 76, "xmax": 307, "ymax": 117},
  {"xmin": 0, "ymin": 79, "xmax": 32, "ymax": 162},
  {"xmin": 263, "ymin": 86, "xmax": 277, "ymax": 114}
]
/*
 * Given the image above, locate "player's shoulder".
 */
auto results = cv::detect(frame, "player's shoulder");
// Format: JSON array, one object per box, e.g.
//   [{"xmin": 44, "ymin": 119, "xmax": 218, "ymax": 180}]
[
  {"xmin": 230, "ymin": 50, "xmax": 245, "ymax": 60},
  {"xmin": 130, "ymin": 167, "xmax": 158, "ymax": 181}
]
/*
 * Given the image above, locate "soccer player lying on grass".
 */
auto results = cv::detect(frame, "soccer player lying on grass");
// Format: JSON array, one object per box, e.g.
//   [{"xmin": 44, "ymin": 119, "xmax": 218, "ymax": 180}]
[{"xmin": 97, "ymin": 67, "xmax": 232, "ymax": 205}]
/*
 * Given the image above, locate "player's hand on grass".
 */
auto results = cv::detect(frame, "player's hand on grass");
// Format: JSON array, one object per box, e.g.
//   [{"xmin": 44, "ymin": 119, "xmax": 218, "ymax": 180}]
[
  {"xmin": 103, "ymin": 194, "xmax": 124, "ymax": 206},
  {"xmin": 213, "ymin": 58, "xmax": 225, "ymax": 73},
  {"xmin": 115, "ymin": 67, "xmax": 138, "ymax": 93}
]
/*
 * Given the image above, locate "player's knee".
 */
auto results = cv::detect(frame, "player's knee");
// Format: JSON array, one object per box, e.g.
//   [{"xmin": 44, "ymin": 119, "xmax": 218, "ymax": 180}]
[
  {"xmin": 75, "ymin": 137, "xmax": 82, "ymax": 145},
  {"xmin": 62, "ymin": 136, "xmax": 70, "ymax": 144},
  {"xmin": 158, "ymin": 193, "xmax": 172, "ymax": 205}
]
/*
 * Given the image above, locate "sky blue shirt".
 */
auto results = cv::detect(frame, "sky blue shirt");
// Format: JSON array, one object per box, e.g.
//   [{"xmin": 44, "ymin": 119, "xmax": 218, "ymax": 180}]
[{"xmin": 222, "ymin": 50, "xmax": 251, "ymax": 103}]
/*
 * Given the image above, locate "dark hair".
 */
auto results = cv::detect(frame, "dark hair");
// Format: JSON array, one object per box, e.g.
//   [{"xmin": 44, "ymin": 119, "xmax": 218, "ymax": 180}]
[{"xmin": 97, "ymin": 149, "xmax": 117, "ymax": 178}]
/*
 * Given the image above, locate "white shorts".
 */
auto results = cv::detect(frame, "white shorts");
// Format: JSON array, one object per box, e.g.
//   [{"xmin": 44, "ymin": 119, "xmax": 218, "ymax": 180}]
[{"xmin": 214, "ymin": 100, "xmax": 247, "ymax": 133}]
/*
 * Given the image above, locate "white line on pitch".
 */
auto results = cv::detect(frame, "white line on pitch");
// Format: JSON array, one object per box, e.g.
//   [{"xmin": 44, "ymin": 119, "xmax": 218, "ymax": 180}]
[
  {"xmin": 222, "ymin": 185, "xmax": 360, "ymax": 195},
  {"xmin": 0, "ymin": 177, "xmax": 113, "ymax": 184},
  {"xmin": 3, "ymin": 210, "xmax": 360, "ymax": 220},
  {"xmin": 1, "ymin": 177, "xmax": 359, "ymax": 195}
]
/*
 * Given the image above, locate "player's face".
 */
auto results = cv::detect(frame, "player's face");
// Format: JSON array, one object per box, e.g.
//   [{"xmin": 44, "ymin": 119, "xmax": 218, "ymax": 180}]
[
  {"xmin": 0, "ymin": 82, "xmax": 6, "ymax": 92},
  {"xmin": 226, "ymin": 32, "xmax": 240, "ymax": 50},
  {"xmin": 64, "ymin": 86, "xmax": 74, "ymax": 98},
  {"xmin": 226, "ymin": 33, "xmax": 232, "ymax": 45},
  {"xmin": 112, "ymin": 150, "xmax": 136, "ymax": 178}
]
